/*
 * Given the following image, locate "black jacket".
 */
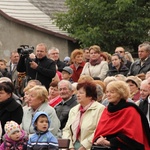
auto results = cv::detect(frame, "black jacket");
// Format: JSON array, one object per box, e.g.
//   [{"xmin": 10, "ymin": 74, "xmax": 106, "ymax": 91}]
[
  {"xmin": 17, "ymin": 55, "xmax": 56, "ymax": 89},
  {"xmin": 55, "ymin": 94, "xmax": 78, "ymax": 129},
  {"xmin": 107, "ymin": 64, "xmax": 129, "ymax": 76},
  {"xmin": 56, "ymin": 59, "xmax": 66, "ymax": 72},
  {"xmin": 0, "ymin": 97, "xmax": 23, "ymax": 136}
]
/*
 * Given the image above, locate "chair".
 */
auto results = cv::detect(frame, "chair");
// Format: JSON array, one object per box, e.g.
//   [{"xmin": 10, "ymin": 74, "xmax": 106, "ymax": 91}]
[{"xmin": 58, "ymin": 139, "xmax": 70, "ymax": 150}]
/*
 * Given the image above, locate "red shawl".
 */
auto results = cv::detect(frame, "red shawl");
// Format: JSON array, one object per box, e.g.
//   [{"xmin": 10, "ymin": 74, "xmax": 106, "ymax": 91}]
[{"xmin": 93, "ymin": 102, "xmax": 150, "ymax": 150}]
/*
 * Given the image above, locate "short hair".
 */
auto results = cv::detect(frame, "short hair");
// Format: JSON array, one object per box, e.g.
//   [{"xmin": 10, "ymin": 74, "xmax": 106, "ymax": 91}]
[
  {"xmin": 49, "ymin": 81, "xmax": 59, "ymax": 88},
  {"xmin": 36, "ymin": 43, "xmax": 47, "ymax": 52},
  {"xmin": 29, "ymin": 85, "xmax": 48, "ymax": 102},
  {"xmin": 106, "ymin": 80, "xmax": 130, "ymax": 100},
  {"xmin": 0, "ymin": 82, "xmax": 14, "ymax": 94},
  {"xmin": 48, "ymin": 47, "xmax": 59, "ymax": 54},
  {"xmin": 104, "ymin": 76, "xmax": 117, "ymax": 85},
  {"xmin": 78, "ymin": 75, "xmax": 94, "ymax": 83},
  {"xmin": 28, "ymin": 80, "xmax": 42, "ymax": 86},
  {"xmin": 89, "ymin": 45, "xmax": 101, "ymax": 54},
  {"xmin": 58, "ymin": 80, "xmax": 72, "ymax": 91},
  {"xmin": 0, "ymin": 59, "xmax": 7, "ymax": 65},
  {"xmin": 77, "ymin": 81, "xmax": 97, "ymax": 100},
  {"xmin": 70, "ymin": 49, "xmax": 83, "ymax": 63},
  {"xmin": 138, "ymin": 43, "xmax": 150, "ymax": 52}
]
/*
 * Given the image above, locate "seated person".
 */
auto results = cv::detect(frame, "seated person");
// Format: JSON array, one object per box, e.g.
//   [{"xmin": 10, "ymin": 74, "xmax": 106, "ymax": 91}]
[
  {"xmin": 27, "ymin": 112, "xmax": 58, "ymax": 150},
  {"xmin": 62, "ymin": 66, "xmax": 73, "ymax": 83}
]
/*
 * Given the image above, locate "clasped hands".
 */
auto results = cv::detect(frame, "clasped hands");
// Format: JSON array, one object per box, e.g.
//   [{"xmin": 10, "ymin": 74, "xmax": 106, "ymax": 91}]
[{"xmin": 94, "ymin": 135, "xmax": 110, "ymax": 147}]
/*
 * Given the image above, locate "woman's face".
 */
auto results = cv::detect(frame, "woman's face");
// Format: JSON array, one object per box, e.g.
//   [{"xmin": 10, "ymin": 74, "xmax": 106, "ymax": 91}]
[
  {"xmin": 74, "ymin": 54, "xmax": 83, "ymax": 64},
  {"xmin": 106, "ymin": 87, "xmax": 121, "ymax": 105},
  {"xmin": 90, "ymin": 49, "xmax": 100, "ymax": 61},
  {"xmin": 48, "ymin": 86, "xmax": 59, "ymax": 99},
  {"xmin": 111, "ymin": 55, "xmax": 121, "ymax": 67},
  {"xmin": 28, "ymin": 91, "xmax": 43, "ymax": 110},
  {"xmin": 0, "ymin": 90, "xmax": 11, "ymax": 102},
  {"xmin": 77, "ymin": 87, "xmax": 92, "ymax": 106},
  {"xmin": 127, "ymin": 81, "xmax": 138, "ymax": 94}
]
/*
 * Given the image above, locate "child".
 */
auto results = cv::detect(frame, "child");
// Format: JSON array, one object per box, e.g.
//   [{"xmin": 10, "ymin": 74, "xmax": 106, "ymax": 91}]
[
  {"xmin": 62, "ymin": 66, "xmax": 73, "ymax": 83},
  {"xmin": 0, "ymin": 121, "xmax": 28, "ymax": 150},
  {"xmin": 27, "ymin": 111, "xmax": 58, "ymax": 150}
]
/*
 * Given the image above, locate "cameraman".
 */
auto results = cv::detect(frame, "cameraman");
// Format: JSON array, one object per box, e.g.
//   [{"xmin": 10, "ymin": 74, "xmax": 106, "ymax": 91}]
[{"xmin": 17, "ymin": 43, "xmax": 56, "ymax": 89}]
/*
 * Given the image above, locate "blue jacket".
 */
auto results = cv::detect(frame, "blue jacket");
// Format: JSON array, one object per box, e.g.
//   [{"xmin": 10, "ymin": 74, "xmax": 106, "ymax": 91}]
[{"xmin": 27, "ymin": 112, "xmax": 58, "ymax": 150}]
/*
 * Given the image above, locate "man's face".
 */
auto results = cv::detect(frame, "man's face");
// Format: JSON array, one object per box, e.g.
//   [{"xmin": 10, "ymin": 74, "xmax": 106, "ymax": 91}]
[
  {"xmin": 0, "ymin": 62, "xmax": 6, "ymax": 69},
  {"xmin": 11, "ymin": 52, "xmax": 19, "ymax": 64},
  {"xmin": 140, "ymin": 83, "xmax": 149, "ymax": 100},
  {"xmin": 48, "ymin": 50, "xmax": 59, "ymax": 61},
  {"xmin": 115, "ymin": 47, "xmax": 125, "ymax": 57},
  {"xmin": 58, "ymin": 83, "xmax": 73, "ymax": 100},
  {"xmin": 83, "ymin": 49, "xmax": 90, "ymax": 60},
  {"xmin": 138, "ymin": 46, "xmax": 149, "ymax": 60},
  {"xmin": 36, "ymin": 45, "xmax": 47, "ymax": 59}
]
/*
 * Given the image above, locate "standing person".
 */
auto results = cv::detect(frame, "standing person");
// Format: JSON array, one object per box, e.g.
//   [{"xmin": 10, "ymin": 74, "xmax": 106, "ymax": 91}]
[
  {"xmin": 128, "ymin": 43, "xmax": 150, "ymax": 80},
  {"xmin": 81, "ymin": 45, "xmax": 108, "ymax": 80},
  {"xmin": 6, "ymin": 50, "xmax": 20, "ymax": 83},
  {"xmin": 22, "ymin": 85, "xmax": 60, "ymax": 136},
  {"xmin": 55, "ymin": 80, "xmax": 78, "ymax": 130},
  {"xmin": 27, "ymin": 112, "xmax": 58, "ymax": 150},
  {"xmin": 17, "ymin": 43, "xmax": 56, "ymax": 90},
  {"xmin": 0, "ymin": 121, "xmax": 28, "ymax": 150},
  {"xmin": 70, "ymin": 49, "xmax": 85, "ymax": 82},
  {"xmin": 48, "ymin": 47, "xmax": 66, "ymax": 72},
  {"xmin": 83, "ymin": 47, "xmax": 90, "ymax": 62},
  {"xmin": 92, "ymin": 80, "xmax": 150, "ymax": 150},
  {"xmin": 63, "ymin": 81, "xmax": 105, "ymax": 150},
  {"xmin": 0, "ymin": 82, "xmax": 23, "ymax": 137}
]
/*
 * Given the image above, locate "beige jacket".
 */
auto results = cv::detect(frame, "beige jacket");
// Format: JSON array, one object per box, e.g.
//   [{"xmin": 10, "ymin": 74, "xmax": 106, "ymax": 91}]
[
  {"xmin": 62, "ymin": 102, "xmax": 105, "ymax": 149},
  {"xmin": 80, "ymin": 61, "xmax": 108, "ymax": 80}
]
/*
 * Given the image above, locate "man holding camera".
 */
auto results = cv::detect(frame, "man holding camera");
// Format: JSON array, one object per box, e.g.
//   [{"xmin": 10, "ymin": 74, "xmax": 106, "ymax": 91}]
[{"xmin": 17, "ymin": 43, "xmax": 56, "ymax": 89}]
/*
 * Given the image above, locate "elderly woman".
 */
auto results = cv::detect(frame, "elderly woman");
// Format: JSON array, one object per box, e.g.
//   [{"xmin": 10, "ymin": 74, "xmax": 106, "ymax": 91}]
[
  {"xmin": 92, "ymin": 80, "xmax": 150, "ymax": 150},
  {"xmin": 62, "ymin": 81, "xmax": 105, "ymax": 150},
  {"xmin": 22, "ymin": 85, "xmax": 60, "ymax": 136},
  {"xmin": 0, "ymin": 82, "xmax": 23, "ymax": 137},
  {"xmin": 81, "ymin": 45, "xmax": 108, "ymax": 80},
  {"xmin": 70, "ymin": 49, "xmax": 85, "ymax": 82}
]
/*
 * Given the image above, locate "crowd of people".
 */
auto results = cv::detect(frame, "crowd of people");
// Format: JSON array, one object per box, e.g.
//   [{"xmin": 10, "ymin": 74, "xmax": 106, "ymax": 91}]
[{"xmin": 0, "ymin": 42, "xmax": 150, "ymax": 150}]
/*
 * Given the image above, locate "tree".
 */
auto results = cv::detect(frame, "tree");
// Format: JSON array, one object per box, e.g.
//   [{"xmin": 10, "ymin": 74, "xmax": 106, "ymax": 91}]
[{"xmin": 54, "ymin": 0, "xmax": 150, "ymax": 53}]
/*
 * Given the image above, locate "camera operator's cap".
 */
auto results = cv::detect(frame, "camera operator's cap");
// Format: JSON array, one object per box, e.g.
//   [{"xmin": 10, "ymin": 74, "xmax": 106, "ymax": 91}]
[
  {"xmin": 126, "ymin": 76, "xmax": 142, "ymax": 88},
  {"xmin": 62, "ymin": 66, "xmax": 73, "ymax": 74}
]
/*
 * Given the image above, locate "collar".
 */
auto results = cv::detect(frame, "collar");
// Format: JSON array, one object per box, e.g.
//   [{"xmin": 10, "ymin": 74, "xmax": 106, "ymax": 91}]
[{"xmin": 148, "ymin": 96, "xmax": 150, "ymax": 103}]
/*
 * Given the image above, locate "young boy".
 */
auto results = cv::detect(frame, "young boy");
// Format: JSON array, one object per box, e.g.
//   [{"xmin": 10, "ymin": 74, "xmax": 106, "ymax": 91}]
[
  {"xmin": 27, "ymin": 112, "xmax": 58, "ymax": 150},
  {"xmin": 0, "ymin": 121, "xmax": 28, "ymax": 150},
  {"xmin": 62, "ymin": 66, "xmax": 73, "ymax": 83}
]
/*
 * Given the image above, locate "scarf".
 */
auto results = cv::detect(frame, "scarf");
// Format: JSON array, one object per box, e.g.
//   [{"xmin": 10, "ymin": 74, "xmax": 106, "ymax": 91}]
[
  {"xmin": 71, "ymin": 101, "xmax": 94, "ymax": 141},
  {"xmin": 89, "ymin": 56, "xmax": 101, "ymax": 66}
]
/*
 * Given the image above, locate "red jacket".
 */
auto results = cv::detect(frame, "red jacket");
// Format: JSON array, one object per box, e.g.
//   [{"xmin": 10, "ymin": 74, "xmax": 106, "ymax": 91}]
[{"xmin": 70, "ymin": 62, "xmax": 85, "ymax": 82}]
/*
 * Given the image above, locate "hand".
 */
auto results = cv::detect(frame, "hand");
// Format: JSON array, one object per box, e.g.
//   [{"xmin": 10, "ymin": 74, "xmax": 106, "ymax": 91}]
[
  {"xmin": 94, "ymin": 135, "xmax": 110, "ymax": 147},
  {"xmin": 136, "ymin": 73, "xmax": 145, "ymax": 80},
  {"xmin": 29, "ymin": 61, "xmax": 38, "ymax": 69}
]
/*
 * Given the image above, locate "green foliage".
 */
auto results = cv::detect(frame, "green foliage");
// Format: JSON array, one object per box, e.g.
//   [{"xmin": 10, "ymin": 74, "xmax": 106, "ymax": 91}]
[{"xmin": 54, "ymin": 0, "xmax": 150, "ymax": 52}]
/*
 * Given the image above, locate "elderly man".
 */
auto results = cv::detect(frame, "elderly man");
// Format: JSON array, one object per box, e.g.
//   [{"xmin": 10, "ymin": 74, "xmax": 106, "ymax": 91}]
[
  {"xmin": 128, "ymin": 43, "xmax": 150, "ymax": 80},
  {"xmin": 55, "ymin": 80, "xmax": 78, "ymax": 130},
  {"xmin": 48, "ymin": 47, "xmax": 66, "ymax": 72},
  {"xmin": 17, "ymin": 43, "xmax": 56, "ymax": 89},
  {"xmin": 139, "ymin": 77, "xmax": 150, "ymax": 126}
]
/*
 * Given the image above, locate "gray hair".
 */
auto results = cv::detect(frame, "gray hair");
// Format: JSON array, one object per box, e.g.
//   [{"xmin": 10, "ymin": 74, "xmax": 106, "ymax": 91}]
[
  {"xmin": 138, "ymin": 43, "xmax": 150, "ymax": 52},
  {"xmin": 58, "ymin": 80, "xmax": 72, "ymax": 91},
  {"xmin": 48, "ymin": 47, "xmax": 59, "ymax": 54}
]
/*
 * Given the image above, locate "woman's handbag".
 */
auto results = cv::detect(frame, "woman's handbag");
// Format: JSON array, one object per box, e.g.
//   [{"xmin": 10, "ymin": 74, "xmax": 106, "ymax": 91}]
[{"xmin": 91, "ymin": 145, "xmax": 111, "ymax": 150}]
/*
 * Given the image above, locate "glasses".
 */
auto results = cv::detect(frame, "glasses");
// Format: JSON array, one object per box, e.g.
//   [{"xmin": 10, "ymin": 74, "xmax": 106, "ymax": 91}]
[
  {"xmin": 115, "ymin": 51, "xmax": 124, "ymax": 53},
  {"xmin": 51, "ymin": 53, "xmax": 59, "ymax": 55}
]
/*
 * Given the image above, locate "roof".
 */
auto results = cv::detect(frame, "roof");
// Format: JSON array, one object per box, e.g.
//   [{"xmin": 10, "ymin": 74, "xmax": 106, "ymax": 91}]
[{"xmin": 0, "ymin": 0, "xmax": 75, "ymax": 41}]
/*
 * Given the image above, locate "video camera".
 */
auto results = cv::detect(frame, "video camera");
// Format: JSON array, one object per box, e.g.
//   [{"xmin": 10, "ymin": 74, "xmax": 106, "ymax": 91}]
[{"xmin": 17, "ymin": 45, "xmax": 34, "ymax": 56}]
